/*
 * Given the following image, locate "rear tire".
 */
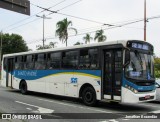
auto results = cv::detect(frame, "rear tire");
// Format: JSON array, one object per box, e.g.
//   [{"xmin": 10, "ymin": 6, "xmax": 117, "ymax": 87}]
[
  {"xmin": 20, "ymin": 81, "xmax": 27, "ymax": 94},
  {"xmin": 82, "ymin": 87, "xmax": 97, "ymax": 106}
]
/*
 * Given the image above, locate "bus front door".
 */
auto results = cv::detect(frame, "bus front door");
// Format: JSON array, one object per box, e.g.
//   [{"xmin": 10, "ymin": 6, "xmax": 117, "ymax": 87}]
[
  {"xmin": 103, "ymin": 49, "xmax": 122, "ymax": 101},
  {"xmin": 6, "ymin": 58, "xmax": 14, "ymax": 88}
]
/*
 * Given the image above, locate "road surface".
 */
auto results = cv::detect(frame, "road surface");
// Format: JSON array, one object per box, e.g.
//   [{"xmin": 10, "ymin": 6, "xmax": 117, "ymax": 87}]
[{"xmin": 0, "ymin": 85, "xmax": 160, "ymax": 122}]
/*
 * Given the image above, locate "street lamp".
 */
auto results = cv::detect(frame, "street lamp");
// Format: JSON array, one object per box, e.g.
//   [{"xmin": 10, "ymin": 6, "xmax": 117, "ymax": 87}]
[{"xmin": 36, "ymin": 14, "xmax": 52, "ymax": 49}]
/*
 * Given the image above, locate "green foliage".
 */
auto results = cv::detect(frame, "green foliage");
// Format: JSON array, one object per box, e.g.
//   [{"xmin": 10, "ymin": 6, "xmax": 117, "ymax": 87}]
[
  {"xmin": 94, "ymin": 29, "xmax": 107, "ymax": 42},
  {"xmin": 55, "ymin": 18, "xmax": 77, "ymax": 47},
  {"xmin": 154, "ymin": 57, "xmax": 160, "ymax": 78},
  {"xmin": 2, "ymin": 33, "xmax": 29, "ymax": 55},
  {"xmin": 74, "ymin": 42, "xmax": 83, "ymax": 45},
  {"xmin": 36, "ymin": 42, "xmax": 57, "ymax": 50},
  {"xmin": 83, "ymin": 33, "xmax": 93, "ymax": 44}
]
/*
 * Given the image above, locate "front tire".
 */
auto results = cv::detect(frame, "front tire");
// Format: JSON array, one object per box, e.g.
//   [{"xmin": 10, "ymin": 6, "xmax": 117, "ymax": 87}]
[
  {"xmin": 82, "ymin": 87, "xmax": 97, "ymax": 106},
  {"xmin": 20, "ymin": 81, "xmax": 28, "ymax": 94}
]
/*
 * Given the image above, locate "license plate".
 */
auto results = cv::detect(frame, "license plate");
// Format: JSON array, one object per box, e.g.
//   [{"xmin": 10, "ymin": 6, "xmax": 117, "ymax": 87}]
[{"xmin": 145, "ymin": 95, "xmax": 150, "ymax": 99}]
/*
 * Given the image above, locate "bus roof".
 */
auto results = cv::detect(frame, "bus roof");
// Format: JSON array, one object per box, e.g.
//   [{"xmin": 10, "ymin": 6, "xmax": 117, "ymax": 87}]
[{"xmin": 3, "ymin": 40, "xmax": 146, "ymax": 57}]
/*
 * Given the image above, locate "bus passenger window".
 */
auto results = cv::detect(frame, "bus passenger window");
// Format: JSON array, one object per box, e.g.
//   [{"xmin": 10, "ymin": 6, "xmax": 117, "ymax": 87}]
[
  {"xmin": 23, "ymin": 55, "xmax": 34, "ymax": 70},
  {"xmin": 15, "ymin": 56, "xmax": 23, "ymax": 69},
  {"xmin": 89, "ymin": 49, "xmax": 98, "ymax": 69},
  {"xmin": 34, "ymin": 54, "xmax": 46, "ymax": 70},
  {"xmin": 79, "ymin": 49, "xmax": 89, "ymax": 69},
  {"xmin": 62, "ymin": 51, "xmax": 78, "ymax": 69},
  {"xmin": 47, "ymin": 52, "xmax": 61, "ymax": 69},
  {"xmin": 79, "ymin": 49, "xmax": 98, "ymax": 69}
]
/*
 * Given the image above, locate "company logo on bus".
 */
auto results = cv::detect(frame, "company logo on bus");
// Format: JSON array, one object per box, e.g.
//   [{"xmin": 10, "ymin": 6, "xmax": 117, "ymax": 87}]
[{"xmin": 71, "ymin": 78, "xmax": 78, "ymax": 83}]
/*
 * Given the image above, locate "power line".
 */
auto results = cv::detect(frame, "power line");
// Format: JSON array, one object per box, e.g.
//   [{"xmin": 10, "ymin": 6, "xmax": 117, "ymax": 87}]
[
  {"xmin": 31, "ymin": 0, "xmax": 83, "ymax": 15},
  {"xmin": 39, "ymin": 15, "xmax": 160, "ymax": 42},
  {"xmin": 6, "ymin": 18, "xmax": 41, "ymax": 31},
  {"xmin": 33, "ymin": 3, "xmax": 114, "ymax": 26},
  {"xmin": 3, "ymin": 1, "xmax": 160, "ymax": 44},
  {"xmin": 56, "ymin": 0, "xmax": 83, "ymax": 12},
  {"xmin": 57, "ymin": 12, "xmax": 115, "ymax": 26},
  {"xmin": 2, "ymin": 0, "xmax": 67, "ymax": 31},
  {"xmin": 3, "ymin": 0, "xmax": 83, "ymax": 32}
]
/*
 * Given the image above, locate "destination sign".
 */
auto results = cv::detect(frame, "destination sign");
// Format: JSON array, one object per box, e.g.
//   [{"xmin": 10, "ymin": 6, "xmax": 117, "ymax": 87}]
[
  {"xmin": 127, "ymin": 41, "xmax": 153, "ymax": 52},
  {"xmin": 132, "ymin": 43, "xmax": 149, "ymax": 50}
]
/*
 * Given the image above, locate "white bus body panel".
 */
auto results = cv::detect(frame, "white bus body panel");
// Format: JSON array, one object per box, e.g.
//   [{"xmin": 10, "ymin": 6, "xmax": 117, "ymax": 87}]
[
  {"xmin": 1, "ymin": 71, "xmax": 6, "ymax": 87},
  {"xmin": 121, "ymin": 87, "xmax": 156, "ymax": 103},
  {"xmin": 10, "ymin": 72, "xmax": 101, "ymax": 100},
  {"xmin": 27, "ymin": 78, "xmax": 45, "ymax": 93},
  {"xmin": 12, "ymin": 77, "xmax": 20, "ymax": 89}
]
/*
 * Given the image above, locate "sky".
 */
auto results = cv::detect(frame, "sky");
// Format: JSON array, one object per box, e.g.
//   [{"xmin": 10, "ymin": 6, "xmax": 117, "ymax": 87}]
[{"xmin": 0, "ymin": 0, "xmax": 160, "ymax": 56}]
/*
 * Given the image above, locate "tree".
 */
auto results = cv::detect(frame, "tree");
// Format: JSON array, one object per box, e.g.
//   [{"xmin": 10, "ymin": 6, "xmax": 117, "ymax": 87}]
[
  {"xmin": 36, "ymin": 42, "xmax": 58, "ymax": 50},
  {"xmin": 2, "ymin": 33, "xmax": 29, "ymax": 55},
  {"xmin": 36, "ymin": 45, "xmax": 49, "ymax": 50},
  {"xmin": 154, "ymin": 57, "xmax": 160, "ymax": 78},
  {"xmin": 94, "ymin": 29, "xmax": 107, "ymax": 42},
  {"xmin": 74, "ymin": 42, "xmax": 83, "ymax": 45},
  {"xmin": 83, "ymin": 33, "xmax": 93, "ymax": 44},
  {"xmin": 55, "ymin": 18, "xmax": 77, "ymax": 47},
  {"xmin": 48, "ymin": 42, "xmax": 58, "ymax": 48}
]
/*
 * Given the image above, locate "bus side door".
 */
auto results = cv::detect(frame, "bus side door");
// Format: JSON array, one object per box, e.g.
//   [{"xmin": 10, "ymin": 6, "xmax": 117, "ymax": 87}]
[
  {"xmin": 103, "ymin": 49, "xmax": 122, "ymax": 101},
  {"xmin": 6, "ymin": 58, "xmax": 14, "ymax": 88}
]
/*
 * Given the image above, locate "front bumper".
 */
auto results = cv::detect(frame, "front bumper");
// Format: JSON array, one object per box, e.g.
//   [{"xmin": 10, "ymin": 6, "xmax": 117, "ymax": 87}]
[{"xmin": 121, "ymin": 87, "xmax": 156, "ymax": 103}]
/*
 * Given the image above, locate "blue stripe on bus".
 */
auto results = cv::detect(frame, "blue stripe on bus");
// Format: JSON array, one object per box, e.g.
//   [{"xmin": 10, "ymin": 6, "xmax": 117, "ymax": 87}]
[
  {"xmin": 13, "ymin": 70, "xmax": 101, "ymax": 80},
  {"xmin": 122, "ymin": 77, "xmax": 155, "ymax": 91}
]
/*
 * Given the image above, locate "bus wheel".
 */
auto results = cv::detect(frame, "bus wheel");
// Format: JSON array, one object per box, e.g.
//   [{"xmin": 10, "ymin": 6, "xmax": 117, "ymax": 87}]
[
  {"xmin": 82, "ymin": 87, "xmax": 97, "ymax": 106},
  {"xmin": 20, "ymin": 81, "xmax": 28, "ymax": 94}
]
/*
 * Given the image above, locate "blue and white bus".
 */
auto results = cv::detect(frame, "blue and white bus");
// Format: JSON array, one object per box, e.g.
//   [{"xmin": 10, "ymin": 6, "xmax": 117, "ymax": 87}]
[{"xmin": 1, "ymin": 40, "xmax": 156, "ymax": 106}]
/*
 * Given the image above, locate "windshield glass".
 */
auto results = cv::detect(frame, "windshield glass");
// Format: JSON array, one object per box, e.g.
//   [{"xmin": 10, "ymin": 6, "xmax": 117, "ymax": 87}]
[{"xmin": 125, "ymin": 51, "xmax": 154, "ymax": 80}]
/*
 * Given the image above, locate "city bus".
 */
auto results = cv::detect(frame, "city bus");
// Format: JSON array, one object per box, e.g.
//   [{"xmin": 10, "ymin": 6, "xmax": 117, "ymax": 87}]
[{"xmin": 1, "ymin": 40, "xmax": 156, "ymax": 106}]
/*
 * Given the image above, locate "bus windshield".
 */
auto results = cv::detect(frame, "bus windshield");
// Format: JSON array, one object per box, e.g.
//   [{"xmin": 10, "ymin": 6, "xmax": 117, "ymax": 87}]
[{"xmin": 125, "ymin": 51, "xmax": 154, "ymax": 80}]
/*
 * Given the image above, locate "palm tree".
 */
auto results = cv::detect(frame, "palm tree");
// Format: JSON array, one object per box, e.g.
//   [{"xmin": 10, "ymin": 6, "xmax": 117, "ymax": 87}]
[
  {"xmin": 49, "ymin": 42, "xmax": 58, "ymax": 48},
  {"xmin": 94, "ymin": 29, "xmax": 107, "ymax": 42},
  {"xmin": 83, "ymin": 33, "xmax": 93, "ymax": 44},
  {"xmin": 74, "ymin": 41, "xmax": 83, "ymax": 45},
  {"xmin": 55, "ymin": 18, "xmax": 77, "ymax": 47},
  {"xmin": 36, "ymin": 42, "xmax": 58, "ymax": 50}
]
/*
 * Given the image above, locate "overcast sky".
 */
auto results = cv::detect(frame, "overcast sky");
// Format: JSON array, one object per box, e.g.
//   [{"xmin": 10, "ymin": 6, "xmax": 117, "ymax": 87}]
[{"xmin": 0, "ymin": 0, "xmax": 160, "ymax": 56}]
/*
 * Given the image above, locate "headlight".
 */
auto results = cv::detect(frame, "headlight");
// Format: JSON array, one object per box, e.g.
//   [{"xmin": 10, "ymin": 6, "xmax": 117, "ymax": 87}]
[
  {"xmin": 128, "ymin": 86, "xmax": 131, "ymax": 89},
  {"xmin": 131, "ymin": 87, "xmax": 134, "ymax": 91},
  {"xmin": 133, "ymin": 89, "xmax": 138, "ymax": 94},
  {"xmin": 125, "ymin": 84, "xmax": 138, "ymax": 94}
]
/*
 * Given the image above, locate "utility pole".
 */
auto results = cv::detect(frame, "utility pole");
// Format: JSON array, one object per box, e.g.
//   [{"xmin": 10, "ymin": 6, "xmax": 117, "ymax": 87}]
[
  {"xmin": 36, "ymin": 14, "xmax": 51, "ymax": 49},
  {"xmin": 144, "ymin": 0, "xmax": 147, "ymax": 41},
  {"xmin": 0, "ymin": 31, "xmax": 2, "ymax": 69},
  {"xmin": 0, "ymin": 30, "xmax": 3, "ymax": 65}
]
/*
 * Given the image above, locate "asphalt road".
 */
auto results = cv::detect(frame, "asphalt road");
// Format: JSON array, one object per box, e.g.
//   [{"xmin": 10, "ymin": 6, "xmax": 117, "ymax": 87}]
[
  {"xmin": 0, "ymin": 85, "xmax": 160, "ymax": 122},
  {"xmin": 156, "ymin": 87, "xmax": 160, "ymax": 100}
]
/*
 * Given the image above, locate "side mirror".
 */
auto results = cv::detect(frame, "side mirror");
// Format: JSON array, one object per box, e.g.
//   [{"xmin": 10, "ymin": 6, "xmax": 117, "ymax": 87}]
[
  {"xmin": 155, "ymin": 82, "xmax": 160, "ymax": 88},
  {"xmin": 124, "ymin": 48, "xmax": 130, "ymax": 67}
]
